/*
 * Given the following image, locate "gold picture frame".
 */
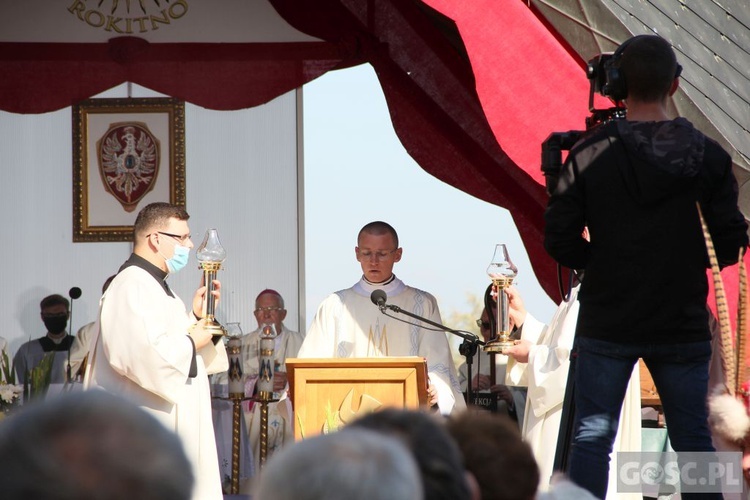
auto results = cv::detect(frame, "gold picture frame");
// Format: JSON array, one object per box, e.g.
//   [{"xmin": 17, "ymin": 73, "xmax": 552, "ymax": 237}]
[{"xmin": 72, "ymin": 97, "xmax": 186, "ymax": 242}]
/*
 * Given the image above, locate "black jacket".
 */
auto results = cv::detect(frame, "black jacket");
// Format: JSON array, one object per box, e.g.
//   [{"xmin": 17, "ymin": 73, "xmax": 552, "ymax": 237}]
[{"xmin": 544, "ymin": 118, "xmax": 748, "ymax": 343}]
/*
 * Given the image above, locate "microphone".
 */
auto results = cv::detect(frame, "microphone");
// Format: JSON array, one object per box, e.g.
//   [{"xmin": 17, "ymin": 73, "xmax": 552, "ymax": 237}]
[
  {"xmin": 69, "ymin": 287, "xmax": 82, "ymax": 300},
  {"xmin": 370, "ymin": 289, "xmax": 387, "ymax": 310}
]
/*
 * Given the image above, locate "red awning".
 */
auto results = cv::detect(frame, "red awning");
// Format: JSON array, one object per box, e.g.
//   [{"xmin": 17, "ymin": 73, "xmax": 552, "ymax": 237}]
[
  {"xmin": 1, "ymin": 0, "xmax": 745, "ymax": 316},
  {"xmin": 0, "ymin": 37, "xmax": 344, "ymax": 113}
]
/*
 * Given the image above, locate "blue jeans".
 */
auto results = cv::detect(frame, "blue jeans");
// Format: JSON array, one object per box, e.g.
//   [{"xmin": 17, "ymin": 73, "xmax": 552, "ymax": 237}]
[{"xmin": 567, "ymin": 337, "xmax": 719, "ymax": 499}]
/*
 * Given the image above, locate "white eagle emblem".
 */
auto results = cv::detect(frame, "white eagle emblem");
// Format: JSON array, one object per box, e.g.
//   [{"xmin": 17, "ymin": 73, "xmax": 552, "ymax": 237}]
[{"xmin": 97, "ymin": 121, "xmax": 160, "ymax": 212}]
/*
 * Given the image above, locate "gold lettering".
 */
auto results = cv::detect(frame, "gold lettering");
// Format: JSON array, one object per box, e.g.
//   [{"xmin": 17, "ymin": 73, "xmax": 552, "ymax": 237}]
[
  {"xmin": 169, "ymin": 0, "xmax": 189, "ymax": 19},
  {"xmin": 67, "ymin": 0, "xmax": 86, "ymax": 20},
  {"xmin": 105, "ymin": 16, "xmax": 125, "ymax": 34},
  {"xmin": 85, "ymin": 10, "xmax": 105, "ymax": 28},
  {"xmin": 149, "ymin": 9, "xmax": 170, "ymax": 30},
  {"xmin": 133, "ymin": 17, "xmax": 149, "ymax": 33},
  {"xmin": 65, "ymin": 1, "xmax": 191, "ymax": 33}
]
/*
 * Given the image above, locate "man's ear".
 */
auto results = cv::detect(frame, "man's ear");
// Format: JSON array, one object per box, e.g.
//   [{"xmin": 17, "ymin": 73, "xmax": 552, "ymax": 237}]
[
  {"xmin": 143, "ymin": 231, "xmax": 158, "ymax": 251},
  {"xmin": 393, "ymin": 247, "xmax": 403, "ymax": 263},
  {"xmin": 668, "ymin": 77, "xmax": 679, "ymax": 96}
]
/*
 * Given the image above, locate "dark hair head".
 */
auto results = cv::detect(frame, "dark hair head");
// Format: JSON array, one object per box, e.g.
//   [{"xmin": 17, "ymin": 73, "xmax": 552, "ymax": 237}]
[
  {"xmin": 40, "ymin": 294, "xmax": 69, "ymax": 312},
  {"xmin": 618, "ymin": 35, "xmax": 678, "ymax": 102},
  {"xmin": 347, "ymin": 408, "xmax": 471, "ymax": 500},
  {"xmin": 446, "ymin": 411, "xmax": 539, "ymax": 500},
  {"xmin": 133, "ymin": 202, "xmax": 189, "ymax": 239},
  {"xmin": 358, "ymin": 221, "xmax": 399, "ymax": 248}
]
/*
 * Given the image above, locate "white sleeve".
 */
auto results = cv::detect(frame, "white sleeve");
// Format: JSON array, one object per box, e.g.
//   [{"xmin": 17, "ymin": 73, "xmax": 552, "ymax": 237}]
[{"xmin": 505, "ymin": 313, "xmax": 547, "ymax": 386}]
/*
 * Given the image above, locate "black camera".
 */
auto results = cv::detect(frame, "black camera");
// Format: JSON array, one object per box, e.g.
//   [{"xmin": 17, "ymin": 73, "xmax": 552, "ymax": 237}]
[
  {"xmin": 587, "ymin": 53, "xmax": 625, "ymax": 102},
  {"xmin": 541, "ymin": 131, "xmax": 582, "ymax": 196},
  {"xmin": 541, "ymin": 53, "xmax": 626, "ymax": 196},
  {"xmin": 587, "ymin": 54, "xmax": 612, "ymax": 97}
]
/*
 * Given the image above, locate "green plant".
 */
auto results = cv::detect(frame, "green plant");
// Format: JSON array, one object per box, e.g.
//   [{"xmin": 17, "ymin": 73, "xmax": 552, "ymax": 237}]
[
  {"xmin": 28, "ymin": 352, "xmax": 55, "ymax": 400},
  {"xmin": 0, "ymin": 350, "xmax": 15, "ymax": 385}
]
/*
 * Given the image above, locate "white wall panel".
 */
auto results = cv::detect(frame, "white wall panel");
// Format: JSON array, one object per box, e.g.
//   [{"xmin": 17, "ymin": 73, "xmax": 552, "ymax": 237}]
[{"xmin": 0, "ymin": 84, "xmax": 302, "ymax": 356}]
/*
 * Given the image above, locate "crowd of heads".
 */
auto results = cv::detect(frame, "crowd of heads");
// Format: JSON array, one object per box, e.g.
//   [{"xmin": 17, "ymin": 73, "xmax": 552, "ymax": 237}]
[
  {"xmin": 348, "ymin": 408, "xmax": 473, "ymax": 500},
  {"xmin": 255, "ymin": 406, "xmax": 540, "ymax": 500},
  {"xmin": 0, "ymin": 387, "xmax": 545, "ymax": 500}
]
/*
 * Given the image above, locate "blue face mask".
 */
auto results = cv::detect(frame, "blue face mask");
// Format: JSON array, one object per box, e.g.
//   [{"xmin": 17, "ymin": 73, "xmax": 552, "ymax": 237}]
[{"xmin": 165, "ymin": 244, "xmax": 190, "ymax": 273}]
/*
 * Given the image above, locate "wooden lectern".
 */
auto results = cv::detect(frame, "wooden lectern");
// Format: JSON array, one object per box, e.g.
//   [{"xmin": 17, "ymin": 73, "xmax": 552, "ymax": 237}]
[{"xmin": 286, "ymin": 357, "xmax": 428, "ymax": 440}]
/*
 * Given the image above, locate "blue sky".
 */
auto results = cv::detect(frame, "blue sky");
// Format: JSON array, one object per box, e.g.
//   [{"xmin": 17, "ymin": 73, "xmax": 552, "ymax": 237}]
[{"xmin": 302, "ymin": 64, "xmax": 556, "ymax": 328}]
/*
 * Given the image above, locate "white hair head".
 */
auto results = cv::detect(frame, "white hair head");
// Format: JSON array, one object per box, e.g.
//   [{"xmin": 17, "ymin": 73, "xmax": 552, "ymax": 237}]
[{"xmin": 255, "ymin": 428, "xmax": 423, "ymax": 500}]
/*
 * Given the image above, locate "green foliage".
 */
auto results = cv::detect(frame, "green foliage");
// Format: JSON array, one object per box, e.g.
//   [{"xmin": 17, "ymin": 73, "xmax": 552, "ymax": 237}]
[
  {"xmin": 29, "ymin": 352, "xmax": 55, "ymax": 400},
  {"xmin": 0, "ymin": 350, "xmax": 14, "ymax": 385},
  {"xmin": 441, "ymin": 292, "xmax": 484, "ymax": 370},
  {"xmin": 443, "ymin": 291, "xmax": 484, "ymax": 335}
]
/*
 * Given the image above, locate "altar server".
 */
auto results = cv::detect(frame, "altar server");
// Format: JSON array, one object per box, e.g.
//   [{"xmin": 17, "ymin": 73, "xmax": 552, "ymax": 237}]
[{"xmin": 86, "ymin": 202, "xmax": 228, "ymax": 500}]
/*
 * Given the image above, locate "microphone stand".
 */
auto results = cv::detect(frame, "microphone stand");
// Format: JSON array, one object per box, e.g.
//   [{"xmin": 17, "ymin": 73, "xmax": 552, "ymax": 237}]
[
  {"xmin": 553, "ymin": 346, "xmax": 577, "ymax": 473},
  {"xmin": 66, "ymin": 287, "xmax": 82, "ymax": 387},
  {"xmin": 552, "ymin": 268, "xmax": 579, "ymax": 474},
  {"xmin": 379, "ymin": 304, "xmax": 485, "ymax": 408},
  {"xmin": 67, "ymin": 302, "xmax": 74, "ymax": 385}
]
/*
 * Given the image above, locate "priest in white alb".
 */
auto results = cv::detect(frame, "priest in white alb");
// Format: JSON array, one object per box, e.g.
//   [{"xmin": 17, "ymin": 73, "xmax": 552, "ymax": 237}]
[
  {"xmin": 212, "ymin": 288, "xmax": 305, "ymax": 474},
  {"xmin": 503, "ymin": 281, "xmax": 641, "ymax": 498},
  {"xmin": 298, "ymin": 221, "xmax": 465, "ymax": 415},
  {"xmin": 85, "ymin": 202, "xmax": 228, "ymax": 500}
]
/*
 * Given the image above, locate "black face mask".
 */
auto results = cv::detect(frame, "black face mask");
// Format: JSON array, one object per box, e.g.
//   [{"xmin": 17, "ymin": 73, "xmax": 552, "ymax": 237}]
[{"xmin": 43, "ymin": 316, "xmax": 68, "ymax": 335}]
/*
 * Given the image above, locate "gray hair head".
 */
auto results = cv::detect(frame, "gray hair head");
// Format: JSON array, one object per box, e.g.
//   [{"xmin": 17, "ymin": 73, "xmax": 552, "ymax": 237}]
[
  {"xmin": 255, "ymin": 428, "xmax": 423, "ymax": 500},
  {"xmin": 0, "ymin": 390, "xmax": 193, "ymax": 500}
]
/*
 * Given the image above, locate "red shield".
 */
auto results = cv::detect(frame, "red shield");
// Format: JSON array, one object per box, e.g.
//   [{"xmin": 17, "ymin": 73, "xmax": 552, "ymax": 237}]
[{"xmin": 96, "ymin": 121, "xmax": 160, "ymax": 213}]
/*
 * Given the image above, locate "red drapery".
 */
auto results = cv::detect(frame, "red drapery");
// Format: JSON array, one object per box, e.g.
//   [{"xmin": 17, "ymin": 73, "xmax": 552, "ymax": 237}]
[
  {"xmin": 0, "ymin": 37, "xmax": 345, "ymax": 113},
  {"xmin": 268, "ymin": 0, "xmax": 588, "ymax": 301}
]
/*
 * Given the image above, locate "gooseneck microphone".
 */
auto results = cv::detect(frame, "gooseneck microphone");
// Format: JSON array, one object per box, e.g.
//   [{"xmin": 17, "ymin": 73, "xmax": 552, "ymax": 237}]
[
  {"xmin": 370, "ymin": 286, "xmax": 486, "ymax": 410},
  {"xmin": 69, "ymin": 287, "xmax": 82, "ymax": 300},
  {"xmin": 370, "ymin": 289, "xmax": 387, "ymax": 310}
]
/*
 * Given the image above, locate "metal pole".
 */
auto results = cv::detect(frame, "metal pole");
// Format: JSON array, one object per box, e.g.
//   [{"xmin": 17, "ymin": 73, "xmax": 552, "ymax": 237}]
[
  {"xmin": 230, "ymin": 397, "xmax": 242, "ymax": 494},
  {"xmin": 258, "ymin": 399, "xmax": 270, "ymax": 469}
]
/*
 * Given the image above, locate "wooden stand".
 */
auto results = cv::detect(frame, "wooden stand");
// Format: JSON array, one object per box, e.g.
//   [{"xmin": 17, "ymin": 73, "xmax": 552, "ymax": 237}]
[{"xmin": 286, "ymin": 357, "xmax": 428, "ymax": 440}]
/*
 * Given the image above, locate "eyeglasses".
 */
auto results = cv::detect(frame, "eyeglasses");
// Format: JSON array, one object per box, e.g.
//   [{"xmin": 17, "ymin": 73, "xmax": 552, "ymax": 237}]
[
  {"xmin": 255, "ymin": 306, "xmax": 284, "ymax": 313},
  {"xmin": 358, "ymin": 249, "xmax": 398, "ymax": 261},
  {"xmin": 476, "ymin": 319, "xmax": 491, "ymax": 329},
  {"xmin": 157, "ymin": 231, "xmax": 192, "ymax": 244}
]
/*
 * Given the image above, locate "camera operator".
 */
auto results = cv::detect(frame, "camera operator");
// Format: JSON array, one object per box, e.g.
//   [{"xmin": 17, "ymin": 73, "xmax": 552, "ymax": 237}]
[{"xmin": 544, "ymin": 34, "xmax": 748, "ymax": 499}]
